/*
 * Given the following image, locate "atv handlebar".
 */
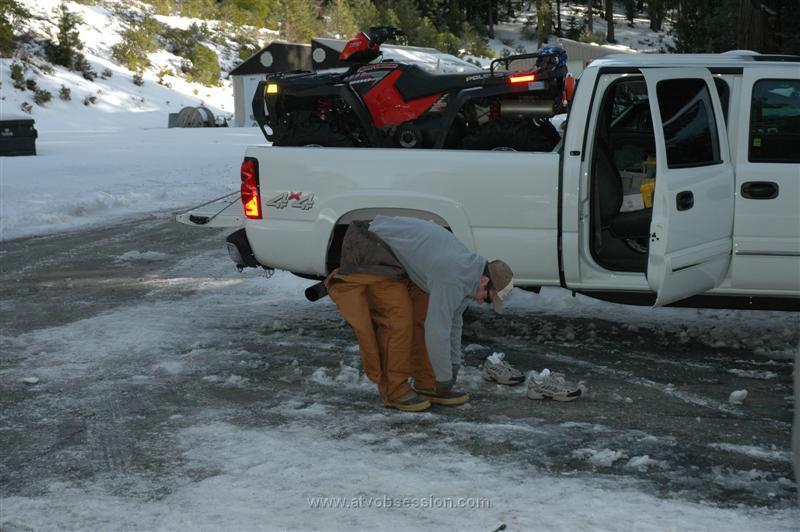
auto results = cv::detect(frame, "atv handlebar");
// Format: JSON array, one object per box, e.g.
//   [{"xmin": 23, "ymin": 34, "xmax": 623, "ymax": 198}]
[{"xmin": 367, "ymin": 26, "xmax": 405, "ymax": 45}]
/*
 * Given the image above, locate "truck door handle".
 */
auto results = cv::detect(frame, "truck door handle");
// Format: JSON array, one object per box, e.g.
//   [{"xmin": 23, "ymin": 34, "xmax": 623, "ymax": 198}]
[
  {"xmin": 676, "ymin": 191, "xmax": 694, "ymax": 211},
  {"xmin": 741, "ymin": 181, "xmax": 779, "ymax": 199}
]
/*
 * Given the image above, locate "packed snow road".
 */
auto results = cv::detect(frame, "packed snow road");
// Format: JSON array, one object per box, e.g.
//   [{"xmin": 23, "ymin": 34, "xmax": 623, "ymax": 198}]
[{"xmin": 0, "ymin": 214, "xmax": 797, "ymax": 530}]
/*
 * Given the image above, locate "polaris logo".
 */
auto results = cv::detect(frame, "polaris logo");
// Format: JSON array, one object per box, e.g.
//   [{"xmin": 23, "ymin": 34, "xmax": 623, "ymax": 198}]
[
  {"xmin": 1, "ymin": 128, "xmax": 12, "ymax": 137},
  {"xmin": 465, "ymin": 73, "xmax": 490, "ymax": 82}
]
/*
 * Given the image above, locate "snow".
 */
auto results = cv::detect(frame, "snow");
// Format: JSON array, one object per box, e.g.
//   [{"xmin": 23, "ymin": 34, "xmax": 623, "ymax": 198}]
[
  {"xmin": 1, "ymin": 3, "xmax": 798, "ymax": 530},
  {"xmin": 729, "ymin": 389, "xmax": 749, "ymax": 405},
  {"xmin": 487, "ymin": 351, "xmax": 507, "ymax": 364},
  {"xmin": 625, "ymin": 455, "xmax": 669, "ymax": 471},
  {"xmin": 0, "ymin": 127, "xmax": 263, "ymax": 240},
  {"xmin": 574, "ymin": 447, "xmax": 627, "ymax": 467},
  {"xmin": 2, "ymin": 421, "xmax": 794, "ymax": 532},
  {"xmin": 709, "ymin": 443, "xmax": 793, "ymax": 464},
  {"xmin": 728, "ymin": 368, "xmax": 779, "ymax": 380},
  {"xmin": 1, "ymin": 0, "xmax": 237, "ymax": 132}
]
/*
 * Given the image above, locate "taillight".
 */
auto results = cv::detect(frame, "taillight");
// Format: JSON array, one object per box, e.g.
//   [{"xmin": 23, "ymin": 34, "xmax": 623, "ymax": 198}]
[
  {"xmin": 240, "ymin": 158, "xmax": 261, "ymax": 219},
  {"xmin": 563, "ymin": 72, "xmax": 576, "ymax": 103},
  {"xmin": 509, "ymin": 73, "xmax": 536, "ymax": 84}
]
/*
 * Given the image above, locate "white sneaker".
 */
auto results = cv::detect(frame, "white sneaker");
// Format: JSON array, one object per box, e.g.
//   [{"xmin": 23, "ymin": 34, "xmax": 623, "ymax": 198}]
[
  {"xmin": 527, "ymin": 369, "xmax": 583, "ymax": 401},
  {"xmin": 482, "ymin": 352, "xmax": 525, "ymax": 385}
]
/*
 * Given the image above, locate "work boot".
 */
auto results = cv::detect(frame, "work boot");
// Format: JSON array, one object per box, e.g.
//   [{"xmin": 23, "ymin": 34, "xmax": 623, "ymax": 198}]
[
  {"xmin": 415, "ymin": 380, "xmax": 469, "ymax": 406},
  {"xmin": 384, "ymin": 390, "xmax": 431, "ymax": 412}
]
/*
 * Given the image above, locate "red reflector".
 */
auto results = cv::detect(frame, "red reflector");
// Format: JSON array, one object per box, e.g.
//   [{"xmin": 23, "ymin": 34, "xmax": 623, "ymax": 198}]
[
  {"xmin": 509, "ymin": 74, "xmax": 536, "ymax": 84},
  {"xmin": 240, "ymin": 158, "xmax": 261, "ymax": 219}
]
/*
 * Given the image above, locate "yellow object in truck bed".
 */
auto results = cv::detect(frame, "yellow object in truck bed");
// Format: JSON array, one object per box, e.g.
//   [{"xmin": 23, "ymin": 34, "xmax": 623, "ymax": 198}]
[{"xmin": 640, "ymin": 178, "xmax": 655, "ymax": 209}]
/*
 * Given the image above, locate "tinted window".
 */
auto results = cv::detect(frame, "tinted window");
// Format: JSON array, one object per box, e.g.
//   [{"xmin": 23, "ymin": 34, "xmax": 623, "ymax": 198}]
[
  {"xmin": 610, "ymin": 80, "xmax": 651, "ymax": 130},
  {"xmin": 749, "ymin": 79, "xmax": 800, "ymax": 163},
  {"xmin": 656, "ymin": 79, "xmax": 721, "ymax": 168}
]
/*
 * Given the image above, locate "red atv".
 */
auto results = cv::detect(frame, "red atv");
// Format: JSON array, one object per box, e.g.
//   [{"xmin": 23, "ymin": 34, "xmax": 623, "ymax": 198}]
[{"xmin": 253, "ymin": 27, "xmax": 573, "ymax": 151}]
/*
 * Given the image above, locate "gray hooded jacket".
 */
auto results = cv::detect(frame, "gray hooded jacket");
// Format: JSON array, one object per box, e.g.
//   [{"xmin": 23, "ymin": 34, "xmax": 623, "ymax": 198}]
[{"xmin": 369, "ymin": 215, "xmax": 486, "ymax": 382}]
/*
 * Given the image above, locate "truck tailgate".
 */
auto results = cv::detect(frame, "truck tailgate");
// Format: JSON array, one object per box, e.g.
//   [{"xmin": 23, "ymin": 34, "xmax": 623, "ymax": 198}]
[{"xmin": 176, "ymin": 192, "xmax": 244, "ymax": 228}]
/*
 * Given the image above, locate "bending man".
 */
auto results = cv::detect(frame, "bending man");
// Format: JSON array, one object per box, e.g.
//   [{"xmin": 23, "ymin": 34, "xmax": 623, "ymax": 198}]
[{"xmin": 326, "ymin": 215, "xmax": 514, "ymax": 411}]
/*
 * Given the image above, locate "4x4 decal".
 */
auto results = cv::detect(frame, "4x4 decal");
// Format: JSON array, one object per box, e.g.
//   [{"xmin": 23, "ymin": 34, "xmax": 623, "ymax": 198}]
[{"xmin": 265, "ymin": 192, "xmax": 315, "ymax": 210}]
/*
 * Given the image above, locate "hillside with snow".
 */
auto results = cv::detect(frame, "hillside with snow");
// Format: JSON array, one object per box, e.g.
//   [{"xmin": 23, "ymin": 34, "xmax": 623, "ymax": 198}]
[{"xmin": 0, "ymin": 0, "xmax": 275, "ymax": 130}]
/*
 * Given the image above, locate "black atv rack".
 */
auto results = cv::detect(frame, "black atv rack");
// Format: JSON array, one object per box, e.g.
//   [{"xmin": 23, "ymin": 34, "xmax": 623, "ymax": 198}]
[{"xmin": 490, "ymin": 51, "xmax": 550, "ymax": 75}]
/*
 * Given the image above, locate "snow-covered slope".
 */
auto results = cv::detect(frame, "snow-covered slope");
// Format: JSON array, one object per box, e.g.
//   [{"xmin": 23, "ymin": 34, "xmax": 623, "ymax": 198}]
[{"xmin": 0, "ymin": 0, "xmax": 266, "ymax": 130}]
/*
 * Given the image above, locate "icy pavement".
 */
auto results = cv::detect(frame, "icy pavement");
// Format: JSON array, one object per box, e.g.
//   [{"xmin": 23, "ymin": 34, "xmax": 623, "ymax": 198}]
[{"xmin": 0, "ymin": 218, "xmax": 797, "ymax": 531}]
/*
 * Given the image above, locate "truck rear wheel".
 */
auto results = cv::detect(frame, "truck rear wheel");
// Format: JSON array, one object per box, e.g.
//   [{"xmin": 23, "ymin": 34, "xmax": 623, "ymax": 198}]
[
  {"xmin": 462, "ymin": 119, "xmax": 561, "ymax": 152},
  {"xmin": 274, "ymin": 121, "xmax": 355, "ymax": 147}
]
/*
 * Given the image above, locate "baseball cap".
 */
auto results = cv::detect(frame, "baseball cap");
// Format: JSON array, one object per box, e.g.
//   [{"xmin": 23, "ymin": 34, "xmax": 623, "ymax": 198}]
[{"xmin": 486, "ymin": 260, "xmax": 514, "ymax": 313}]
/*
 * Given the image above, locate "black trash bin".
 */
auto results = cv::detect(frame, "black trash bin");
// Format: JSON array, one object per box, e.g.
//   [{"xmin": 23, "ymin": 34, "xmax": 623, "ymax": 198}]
[{"xmin": 0, "ymin": 115, "xmax": 38, "ymax": 156}]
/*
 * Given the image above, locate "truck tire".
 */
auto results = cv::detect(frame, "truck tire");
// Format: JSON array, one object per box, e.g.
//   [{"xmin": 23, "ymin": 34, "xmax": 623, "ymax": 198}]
[
  {"xmin": 462, "ymin": 119, "xmax": 561, "ymax": 152},
  {"xmin": 274, "ymin": 121, "xmax": 355, "ymax": 147}
]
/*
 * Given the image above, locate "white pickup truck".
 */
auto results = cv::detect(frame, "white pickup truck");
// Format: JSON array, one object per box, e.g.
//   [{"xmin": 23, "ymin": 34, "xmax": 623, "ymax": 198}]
[{"xmin": 179, "ymin": 52, "xmax": 800, "ymax": 311}]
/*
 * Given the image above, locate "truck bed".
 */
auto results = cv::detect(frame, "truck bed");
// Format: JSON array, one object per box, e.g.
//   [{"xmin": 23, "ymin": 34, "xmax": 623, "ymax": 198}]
[{"xmin": 242, "ymin": 146, "xmax": 563, "ymax": 286}]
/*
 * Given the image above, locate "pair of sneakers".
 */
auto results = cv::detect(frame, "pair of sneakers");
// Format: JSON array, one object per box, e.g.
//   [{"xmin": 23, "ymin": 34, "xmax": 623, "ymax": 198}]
[{"xmin": 482, "ymin": 353, "xmax": 583, "ymax": 401}]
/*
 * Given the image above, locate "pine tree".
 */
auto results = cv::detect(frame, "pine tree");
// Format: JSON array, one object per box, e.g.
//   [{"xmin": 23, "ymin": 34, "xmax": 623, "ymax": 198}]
[
  {"xmin": 394, "ymin": 0, "xmax": 424, "ymax": 42},
  {"xmin": 46, "ymin": 2, "xmax": 84, "ymax": 68},
  {"xmin": 0, "ymin": 0, "xmax": 29, "ymax": 56},
  {"xmin": 566, "ymin": 14, "xmax": 580, "ymax": 40},
  {"xmin": 280, "ymin": 0, "xmax": 319, "ymax": 42},
  {"xmin": 349, "ymin": 0, "xmax": 380, "ymax": 31},
  {"xmin": 377, "ymin": 4, "xmax": 399, "ymax": 29},
  {"xmin": 624, "ymin": 0, "xmax": 635, "ymax": 26},
  {"xmin": 446, "ymin": 0, "xmax": 466, "ymax": 35},
  {"xmin": 536, "ymin": 0, "xmax": 552, "ymax": 47},
  {"xmin": 328, "ymin": 0, "xmax": 356, "ymax": 38},
  {"xmin": 112, "ymin": 16, "xmax": 160, "ymax": 72}
]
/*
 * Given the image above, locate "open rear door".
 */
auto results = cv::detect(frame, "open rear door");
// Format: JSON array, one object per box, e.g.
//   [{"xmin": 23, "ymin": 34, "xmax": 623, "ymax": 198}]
[
  {"xmin": 175, "ymin": 192, "xmax": 244, "ymax": 228},
  {"xmin": 642, "ymin": 68, "xmax": 734, "ymax": 306}
]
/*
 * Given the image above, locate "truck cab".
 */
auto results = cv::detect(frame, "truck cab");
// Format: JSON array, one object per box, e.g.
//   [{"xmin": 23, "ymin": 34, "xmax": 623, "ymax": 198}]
[{"xmin": 561, "ymin": 54, "xmax": 799, "ymax": 309}]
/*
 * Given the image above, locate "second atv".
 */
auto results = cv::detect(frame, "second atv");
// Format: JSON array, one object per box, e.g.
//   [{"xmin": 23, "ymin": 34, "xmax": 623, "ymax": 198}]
[{"xmin": 253, "ymin": 27, "xmax": 573, "ymax": 152}]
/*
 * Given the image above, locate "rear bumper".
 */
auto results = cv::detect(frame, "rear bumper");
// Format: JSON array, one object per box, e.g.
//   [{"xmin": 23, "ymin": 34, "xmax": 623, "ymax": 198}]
[{"xmin": 226, "ymin": 228, "xmax": 264, "ymax": 270}]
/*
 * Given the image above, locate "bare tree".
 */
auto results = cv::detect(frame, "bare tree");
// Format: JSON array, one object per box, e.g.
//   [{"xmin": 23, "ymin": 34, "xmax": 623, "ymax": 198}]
[
  {"xmin": 556, "ymin": 0, "xmax": 562, "ymax": 35},
  {"xmin": 606, "ymin": 0, "xmax": 615, "ymax": 42},
  {"xmin": 587, "ymin": 0, "xmax": 593, "ymax": 34},
  {"xmin": 488, "ymin": 0, "xmax": 495, "ymax": 38}
]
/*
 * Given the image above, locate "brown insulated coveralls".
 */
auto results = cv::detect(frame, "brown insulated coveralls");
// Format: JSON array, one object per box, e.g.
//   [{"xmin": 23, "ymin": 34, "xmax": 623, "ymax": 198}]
[{"xmin": 325, "ymin": 221, "xmax": 437, "ymax": 402}]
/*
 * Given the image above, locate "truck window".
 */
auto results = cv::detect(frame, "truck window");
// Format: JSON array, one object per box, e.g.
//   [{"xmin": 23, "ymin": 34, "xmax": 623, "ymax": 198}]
[
  {"xmin": 656, "ymin": 79, "xmax": 721, "ymax": 169},
  {"xmin": 749, "ymin": 79, "xmax": 800, "ymax": 163}
]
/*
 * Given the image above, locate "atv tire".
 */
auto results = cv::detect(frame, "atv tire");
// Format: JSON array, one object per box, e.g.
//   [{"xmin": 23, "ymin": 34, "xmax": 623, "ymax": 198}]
[
  {"xmin": 274, "ymin": 121, "xmax": 355, "ymax": 147},
  {"xmin": 462, "ymin": 120, "xmax": 561, "ymax": 152}
]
